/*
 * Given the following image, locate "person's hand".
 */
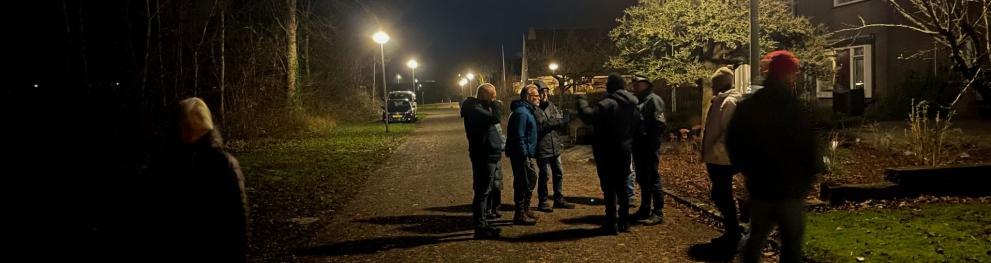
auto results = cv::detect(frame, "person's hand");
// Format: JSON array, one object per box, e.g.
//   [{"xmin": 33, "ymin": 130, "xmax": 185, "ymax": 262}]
[{"xmin": 491, "ymin": 100, "xmax": 503, "ymax": 109}]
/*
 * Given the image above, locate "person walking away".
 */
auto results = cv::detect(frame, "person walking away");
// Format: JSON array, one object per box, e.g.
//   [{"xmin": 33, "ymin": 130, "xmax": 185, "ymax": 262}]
[
  {"xmin": 726, "ymin": 51, "xmax": 821, "ymax": 263},
  {"xmin": 460, "ymin": 83, "xmax": 505, "ymax": 239},
  {"xmin": 576, "ymin": 74, "xmax": 641, "ymax": 235},
  {"xmin": 630, "ymin": 75, "xmax": 667, "ymax": 225},
  {"xmin": 701, "ymin": 66, "xmax": 745, "ymax": 255},
  {"xmin": 506, "ymin": 84, "xmax": 541, "ymax": 225},
  {"xmin": 532, "ymin": 81, "xmax": 576, "ymax": 212},
  {"xmin": 143, "ymin": 97, "xmax": 249, "ymax": 262}
]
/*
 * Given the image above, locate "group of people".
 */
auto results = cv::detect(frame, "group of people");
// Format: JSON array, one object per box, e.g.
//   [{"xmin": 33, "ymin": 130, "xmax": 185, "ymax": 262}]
[{"xmin": 462, "ymin": 50, "xmax": 819, "ymax": 263}]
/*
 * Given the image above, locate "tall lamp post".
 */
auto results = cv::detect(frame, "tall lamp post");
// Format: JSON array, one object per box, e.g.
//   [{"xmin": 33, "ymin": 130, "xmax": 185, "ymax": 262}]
[
  {"xmin": 407, "ymin": 59, "xmax": 419, "ymax": 102},
  {"xmin": 548, "ymin": 62, "xmax": 562, "ymax": 106},
  {"xmin": 459, "ymin": 78, "xmax": 468, "ymax": 99},
  {"xmin": 373, "ymin": 31, "xmax": 390, "ymax": 132}
]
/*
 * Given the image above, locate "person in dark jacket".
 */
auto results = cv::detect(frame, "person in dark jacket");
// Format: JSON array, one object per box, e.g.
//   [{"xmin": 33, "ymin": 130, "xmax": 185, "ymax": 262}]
[
  {"xmin": 532, "ymin": 81, "xmax": 576, "ymax": 212},
  {"xmin": 630, "ymin": 75, "xmax": 667, "ymax": 225},
  {"xmin": 576, "ymin": 74, "xmax": 641, "ymax": 235},
  {"xmin": 726, "ymin": 51, "xmax": 820, "ymax": 263},
  {"xmin": 460, "ymin": 83, "xmax": 505, "ymax": 239},
  {"xmin": 144, "ymin": 97, "xmax": 249, "ymax": 262},
  {"xmin": 506, "ymin": 84, "xmax": 541, "ymax": 225}
]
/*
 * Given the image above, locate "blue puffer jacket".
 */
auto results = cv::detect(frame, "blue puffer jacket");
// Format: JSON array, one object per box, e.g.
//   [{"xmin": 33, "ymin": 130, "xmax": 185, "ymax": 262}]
[{"xmin": 505, "ymin": 100, "xmax": 538, "ymax": 158}]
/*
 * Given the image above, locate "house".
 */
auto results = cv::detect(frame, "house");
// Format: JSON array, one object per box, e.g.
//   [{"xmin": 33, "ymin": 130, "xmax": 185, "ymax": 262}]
[{"xmin": 794, "ymin": 0, "xmax": 956, "ymax": 116}]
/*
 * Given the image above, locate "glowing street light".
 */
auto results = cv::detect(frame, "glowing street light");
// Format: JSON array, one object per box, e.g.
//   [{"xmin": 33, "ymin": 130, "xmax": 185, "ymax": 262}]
[
  {"xmin": 372, "ymin": 30, "xmax": 390, "ymax": 132},
  {"xmin": 396, "ymin": 74, "xmax": 402, "ymax": 80},
  {"xmin": 548, "ymin": 62, "xmax": 559, "ymax": 72},
  {"xmin": 459, "ymin": 78, "xmax": 468, "ymax": 98},
  {"xmin": 407, "ymin": 59, "xmax": 419, "ymax": 100}
]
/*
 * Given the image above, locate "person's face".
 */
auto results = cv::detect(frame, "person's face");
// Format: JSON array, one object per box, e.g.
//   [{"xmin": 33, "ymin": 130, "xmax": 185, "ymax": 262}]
[
  {"xmin": 539, "ymin": 89, "xmax": 549, "ymax": 102},
  {"xmin": 635, "ymin": 82, "xmax": 651, "ymax": 95},
  {"xmin": 526, "ymin": 88, "xmax": 540, "ymax": 106}
]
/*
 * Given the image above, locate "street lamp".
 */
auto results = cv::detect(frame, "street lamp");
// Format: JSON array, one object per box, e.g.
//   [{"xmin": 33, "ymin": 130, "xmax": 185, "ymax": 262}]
[
  {"xmin": 372, "ymin": 30, "xmax": 390, "ymax": 132},
  {"xmin": 396, "ymin": 74, "xmax": 402, "ymax": 81},
  {"xmin": 407, "ymin": 59, "xmax": 419, "ymax": 102},
  {"xmin": 459, "ymin": 78, "xmax": 468, "ymax": 99}
]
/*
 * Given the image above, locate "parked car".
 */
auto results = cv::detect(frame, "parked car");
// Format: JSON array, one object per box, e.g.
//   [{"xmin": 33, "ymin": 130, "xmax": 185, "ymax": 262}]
[
  {"xmin": 389, "ymin": 91, "xmax": 417, "ymax": 110},
  {"xmin": 384, "ymin": 99, "xmax": 416, "ymax": 123}
]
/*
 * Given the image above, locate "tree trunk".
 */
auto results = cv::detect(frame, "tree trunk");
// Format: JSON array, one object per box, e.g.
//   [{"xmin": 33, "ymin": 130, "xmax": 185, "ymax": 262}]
[{"xmin": 285, "ymin": 0, "xmax": 299, "ymax": 109}]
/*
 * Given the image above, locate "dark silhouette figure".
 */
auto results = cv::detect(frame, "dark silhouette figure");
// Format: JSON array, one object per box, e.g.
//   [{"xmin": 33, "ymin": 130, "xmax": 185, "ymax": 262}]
[
  {"xmin": 726, "ymin": 51, "xmax": 821, "ymax": 263},
  {"xmin": 630, "ymin": 75, "xmax": 667, "ymax": 225},
  {"xmin": 460, "ymin": 83, "xmax": 505, "ymax": 239},
  {"xmin": 576, "ymin": 74, "xmax": 641, "ymax": 235}
]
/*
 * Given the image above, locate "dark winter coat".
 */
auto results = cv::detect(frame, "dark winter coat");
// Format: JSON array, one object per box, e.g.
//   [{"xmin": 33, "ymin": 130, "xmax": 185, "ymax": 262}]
[
  {"xmin": 534, "ymin": 100, "xmax": 565, "ymax": 158},
  {"xmin": 726, "ymin": 79, "xmax": 821, "ymax": 201},
  {"xmin": 577, "ymin": 89, "xmax": 641, "ymax": 156},
  {"xmin": 461, "ymin": 97, "xmax": 505, "ymax": 160},
  {"xmin": 634, "ymin": 92, "xmax": 667, "ymax": 149},
  {"xmin": 143, "ymin": 130, "xmax": 249, "ymax": 262},
  {"xmin": 505, "ymin": 100, "xmax": 539, "ymax": 158}
]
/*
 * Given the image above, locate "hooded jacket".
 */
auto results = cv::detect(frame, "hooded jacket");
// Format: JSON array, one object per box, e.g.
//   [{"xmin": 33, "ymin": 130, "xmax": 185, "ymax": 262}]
[
  {"xmin": 634, "ymin": 91, "xmax": 667, "ymax": 149},
  {"xmin": 577, "ymin": 89, "xmax": 641, "ymax": 155},
  {"xmin": 505, "ymin": 100, "xmax": 539, "ymax": 158},
  {"xmin": 534, "ymin": 100, "xmax": 565, "ymax": 158},
  {"xmin": 461, "ymin": 97, "xmax": 504, "ymax": 160},
  {"xmin": 702, "ymin": 89, "xmax": 741, "ymax": 165}
]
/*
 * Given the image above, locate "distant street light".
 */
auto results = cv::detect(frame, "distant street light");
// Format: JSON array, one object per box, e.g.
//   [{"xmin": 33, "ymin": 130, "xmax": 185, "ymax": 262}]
[
  {"xmin": 465, "ymin": 73, "xmax": 476, "ymax": 94},
  {"xmin": 372, "ymin": 30, "xmax": 390, "ymax": 132},
  {"xmin": 396, "ymin": 74, "xmax": 402, "ymax": 81},
  {"xmin": 548, "ymin": 62, "xmax": 559, "ymax": 72},
  {"xmin": 459, "ymin": 78, "xmax": 468, "ymax": 98}
]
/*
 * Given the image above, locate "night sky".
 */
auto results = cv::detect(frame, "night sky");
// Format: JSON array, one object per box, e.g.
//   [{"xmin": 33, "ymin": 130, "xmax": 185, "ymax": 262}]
[{"xmin": 365, "ymin": 0, "xmax": 637, "ymax": 84}]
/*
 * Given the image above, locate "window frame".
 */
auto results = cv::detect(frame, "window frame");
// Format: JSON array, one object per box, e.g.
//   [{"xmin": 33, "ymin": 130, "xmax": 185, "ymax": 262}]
[
  {"xmin": 834, "ymin": 0, "xmax": 870, "ymax": 8},
  {"xmin": 817, "ymin": 44, "xmax": 873, "ymax": 98}
]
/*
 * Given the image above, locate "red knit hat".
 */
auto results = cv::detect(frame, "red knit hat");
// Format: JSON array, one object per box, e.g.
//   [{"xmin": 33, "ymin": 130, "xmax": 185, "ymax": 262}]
[{"xmin": 760, "ymin": 50, "xmax": 800, "ymax": 77}]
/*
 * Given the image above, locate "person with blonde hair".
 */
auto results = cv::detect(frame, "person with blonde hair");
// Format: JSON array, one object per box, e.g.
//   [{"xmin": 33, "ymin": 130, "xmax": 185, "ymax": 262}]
[
  {"xmin": 145, "ymin": 97, "xmax": 249, "ymax": 261},
  {"xmin": 700, "ymin": 66, "xmax": 744, "ymax": 257}
]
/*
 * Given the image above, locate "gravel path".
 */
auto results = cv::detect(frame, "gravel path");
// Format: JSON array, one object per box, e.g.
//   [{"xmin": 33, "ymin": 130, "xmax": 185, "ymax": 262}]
[{"xmin": 299, "ymin": 105, "xmax": 720, "ymax": 262}]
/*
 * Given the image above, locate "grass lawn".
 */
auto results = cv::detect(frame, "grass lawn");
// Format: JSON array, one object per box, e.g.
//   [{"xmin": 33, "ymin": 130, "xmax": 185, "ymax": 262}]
[
  {"xmin": 234, "ymin": 122, "xmax": 415, "ymax": 261},
  {"xmin": 805, "ymin": 203, "xmax": 991, "ymax": 262}
]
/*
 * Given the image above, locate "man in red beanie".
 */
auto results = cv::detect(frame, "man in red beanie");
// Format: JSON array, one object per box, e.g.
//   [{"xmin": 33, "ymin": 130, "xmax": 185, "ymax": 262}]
[{"xmin": 726, "ymin": 50, "xmax": 821, "ymax": 263}]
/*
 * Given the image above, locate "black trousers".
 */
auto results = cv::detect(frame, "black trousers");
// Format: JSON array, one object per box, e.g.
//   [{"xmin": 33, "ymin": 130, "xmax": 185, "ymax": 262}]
[
  {"xmin": 594, "ymin": 150, "xmax": 633, "ymax": 225},
  {"xmin": 510, "ymin": 156, "xmax": 537, "ymax": 212},
  {"xmin": 706, "ymin": 163, "xmax": 742, "ymax": 236},
  {"xmin": 634, "ymin": 145, "xmax": 664, "ymax": 214},
  {"xmin": 470, "ymin": 157, "xmax": 500, "ymax": 230}
]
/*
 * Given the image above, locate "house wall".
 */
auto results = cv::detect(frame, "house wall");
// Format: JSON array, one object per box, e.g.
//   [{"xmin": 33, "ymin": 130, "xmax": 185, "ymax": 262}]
[{"xmin": 795, "ymin": 0, "xmax": 939, "ymax": 108}]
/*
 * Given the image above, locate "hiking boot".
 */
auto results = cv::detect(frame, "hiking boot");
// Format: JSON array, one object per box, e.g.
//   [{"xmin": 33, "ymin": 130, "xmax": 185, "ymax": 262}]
[
  {"xmin": 524, "ymin": 208, "xmax": 540, "ymax": 219},
  {"xmin": 631, "ymin": 209, "xmax": 652, "ymax": 221},
  {"xmin": 537, "ymin": 202, "xmax": 553, "ymax": 213},
  {"xmin": 553, "ymin": 200, "xmax": 576, "ymax": 209},
  {"xmin": 473, "ymin": 227, "xmax": 501, "ymax": 240},
  {"xmin": 638, "ymin": 213, "xmax": 664, "ymax": 226},
  {"xmin": 513, "ymin": 213, "xmax": 537, "ymax": 225},
  {"xmin": 710, "ymin": 233, "xmax": 742, "ymax": 250}
]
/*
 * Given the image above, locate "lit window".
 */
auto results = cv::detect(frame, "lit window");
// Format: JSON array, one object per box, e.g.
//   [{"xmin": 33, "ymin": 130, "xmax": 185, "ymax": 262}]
[{"xmin": 817, "ymin": 45, "xmax": 873, "ymax": 98}]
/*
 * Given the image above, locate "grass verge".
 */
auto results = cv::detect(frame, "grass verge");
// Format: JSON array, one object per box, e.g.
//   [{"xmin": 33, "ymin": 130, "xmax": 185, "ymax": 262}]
[
  {"xmin": 234, "ymin": 121, "xmax": 415, "ymax": 261},
  {"xmin": 805, "ymin": 203, "xmax": 991, "ymax": 262}
]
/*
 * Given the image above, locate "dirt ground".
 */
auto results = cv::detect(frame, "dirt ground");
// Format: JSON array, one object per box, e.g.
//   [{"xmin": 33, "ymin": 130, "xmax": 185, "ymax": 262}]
[{"xmin": 298, "ymin": 105, "xmax": 723, "ymax": 262}]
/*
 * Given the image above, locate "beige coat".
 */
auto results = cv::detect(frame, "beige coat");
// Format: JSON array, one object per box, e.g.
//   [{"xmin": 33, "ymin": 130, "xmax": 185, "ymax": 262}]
[{"xmin": 702, "ymin": 89, "xmax": 741, "ymax": 165}]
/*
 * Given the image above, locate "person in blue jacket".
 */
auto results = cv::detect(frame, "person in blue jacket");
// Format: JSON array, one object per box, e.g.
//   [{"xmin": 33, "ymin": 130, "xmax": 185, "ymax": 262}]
[{"xmin": 506, "ymin": 84, "xmax": 541, "ymax": 225}]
